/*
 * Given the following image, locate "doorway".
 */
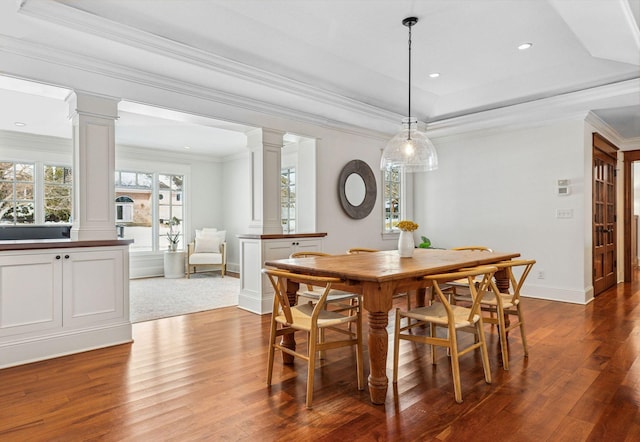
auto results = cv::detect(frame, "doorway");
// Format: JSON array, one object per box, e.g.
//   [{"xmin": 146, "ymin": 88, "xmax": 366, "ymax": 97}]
[{"xmin": 623, "ymin": 149, "xmax": 640, "ymax": 283}]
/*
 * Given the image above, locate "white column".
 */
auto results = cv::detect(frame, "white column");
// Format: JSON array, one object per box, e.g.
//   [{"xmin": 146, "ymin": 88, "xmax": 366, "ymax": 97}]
[
  {"xmin": 67, "ymin": 92, "xmax": 119, "ymax": 240},
  {"xmin": 246, "ymin": 128, "xmax": 284, "ymax": 234}
]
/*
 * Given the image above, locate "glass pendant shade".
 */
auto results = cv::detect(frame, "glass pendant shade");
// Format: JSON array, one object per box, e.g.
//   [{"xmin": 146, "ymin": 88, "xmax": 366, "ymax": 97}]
[
  {"xmin": 381, "ymin": 17, "xmax": 438, "ymax": 173},
  {"xmin": 380, "ymin": 118, "xmax": 438, "ymax": 172}
]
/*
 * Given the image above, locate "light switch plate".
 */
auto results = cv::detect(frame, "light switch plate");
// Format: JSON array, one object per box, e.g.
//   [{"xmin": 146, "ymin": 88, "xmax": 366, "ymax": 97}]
[{"xmin": 556, "ymin": 208, "xmax": 573, "ymax": 219}]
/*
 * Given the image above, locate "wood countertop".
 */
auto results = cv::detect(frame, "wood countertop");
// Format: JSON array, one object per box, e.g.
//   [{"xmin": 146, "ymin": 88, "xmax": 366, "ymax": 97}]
[
  {"xmin": 236, "ymin": 232, "xmax": 327, "ymax": 240},
  {"xmin": 0, "ymin": 238, "xmax": 134, "ymax": 252}
]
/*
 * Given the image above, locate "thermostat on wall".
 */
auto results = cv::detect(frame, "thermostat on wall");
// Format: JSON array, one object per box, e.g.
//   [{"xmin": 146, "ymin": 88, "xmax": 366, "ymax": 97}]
[{"xmin": 557, "ymin": 179, "xmax": 570, "ymax": 196}]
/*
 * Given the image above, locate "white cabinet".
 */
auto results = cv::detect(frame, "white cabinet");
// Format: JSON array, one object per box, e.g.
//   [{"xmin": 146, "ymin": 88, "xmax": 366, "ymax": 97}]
[
  {"xmin": 0, "ymin": 245, "xmax": 131, "ymax": 368},
  {"xmin": 237, "ymin": 234, "xmax": 325, "ymax": 314},
  {"xmin": 264, "ymin": 238, "xmax": 322, "ymax": 261},
  {"xmin": 0, "ymin": 253, "xmax": 62, "ymax": 338}
]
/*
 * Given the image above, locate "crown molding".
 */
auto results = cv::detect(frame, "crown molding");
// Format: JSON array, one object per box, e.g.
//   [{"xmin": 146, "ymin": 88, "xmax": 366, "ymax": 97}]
[
  {"xmin": 17, "ymin": 1, "xmax": 400, "ymax": 126},
  {"xmin": 427, "ymin": 79, "xmax": 640, "ymax": 140}
]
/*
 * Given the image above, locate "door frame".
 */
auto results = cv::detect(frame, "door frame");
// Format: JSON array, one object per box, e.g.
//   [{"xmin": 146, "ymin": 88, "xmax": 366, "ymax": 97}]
[{"xmin": 623, "ymin": 149, "xmax": 640, "ymax": 282}]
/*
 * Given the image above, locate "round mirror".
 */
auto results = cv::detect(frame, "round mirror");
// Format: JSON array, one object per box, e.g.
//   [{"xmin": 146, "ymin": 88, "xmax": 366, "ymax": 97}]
[
  {"xmin": 338, "ymin": 160, "xmax": 377, "ymax": 219},
  {"xmin": 345, "ymin": 173, "xmax": 366, "ymax": 206}
]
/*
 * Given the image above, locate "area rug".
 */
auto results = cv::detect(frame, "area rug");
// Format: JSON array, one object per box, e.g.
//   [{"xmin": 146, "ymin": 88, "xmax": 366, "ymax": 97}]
[{"xmin": 129, "ymin": 273, "xmax": 240, "ymax": 323}]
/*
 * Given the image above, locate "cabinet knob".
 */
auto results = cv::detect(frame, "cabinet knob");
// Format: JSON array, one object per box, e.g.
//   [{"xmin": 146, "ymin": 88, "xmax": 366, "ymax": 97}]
[
  {"xmin": 56, "ymin": 255, "xmax": 61, "ymax": 259},
  {"xmin": 64, "ymin": 255, "xmax": 70, "ymax": 259}
]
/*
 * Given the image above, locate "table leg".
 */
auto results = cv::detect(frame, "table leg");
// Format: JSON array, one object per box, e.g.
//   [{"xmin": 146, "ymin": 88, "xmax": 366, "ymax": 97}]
[
  {"xmin": 493, "ymin": 268, "xmax": 511, "ymax": 331},
  {"xmin": 414, "ymin": 287, "xmax": 427, "ymax": 308},
  {"xmin": 362, "ymin": 281, "xmax": 394, "ymax": 404},
  {"xmin": 367, "ymin": 311, "xmax": 389, "ymax": 404},
  {"xmin": 281, "ymin": 279, "xmax": 299, "ymax": 364}
]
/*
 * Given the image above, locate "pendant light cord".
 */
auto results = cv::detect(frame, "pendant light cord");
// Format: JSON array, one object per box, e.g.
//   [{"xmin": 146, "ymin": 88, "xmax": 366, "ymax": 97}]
[{"xmin": 407, "ymin": 21, "xmax": 413, "ymax": 139}]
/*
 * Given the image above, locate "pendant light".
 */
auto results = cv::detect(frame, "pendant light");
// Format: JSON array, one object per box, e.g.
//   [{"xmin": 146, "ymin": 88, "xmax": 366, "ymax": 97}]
[{"xmin": 380, "ymin": 17, "xmax": 438, "ymax": 173}]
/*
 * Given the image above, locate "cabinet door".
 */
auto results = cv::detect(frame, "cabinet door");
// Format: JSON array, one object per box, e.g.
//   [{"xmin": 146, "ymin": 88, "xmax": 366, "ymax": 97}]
[
  {"xmin": 0, "ymin": 253, "xmax": 62, "ymax": 338},
  {"xmin": 295, "ymin": 239, "xmax": 322, "ymax": 253},
  {"xmin": 63, "ymin": 249, "xmax": 125, "ymax": 328},
  {"xmin": 264, "ymin": 240, "xmax": 297, "ymax": 260}
]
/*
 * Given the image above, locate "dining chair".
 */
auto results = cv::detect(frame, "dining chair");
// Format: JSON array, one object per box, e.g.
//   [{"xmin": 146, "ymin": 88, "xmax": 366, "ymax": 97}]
[
  {"xmin": 346, "ymin": 247, "xmax": 413, "ymax": 310},
  {"xmin": 290, "ymin": 251, "xmax": 361, "ymax": 340},
  {"xmin": 262, "ymin": 268, "xmax": 364, "ymax": 409},
  {"xmin": 290, "ymin": 251, "xmax": 360, "ymax": 310},
  {"xmin": 480, "ymin": 259, "xmax": 535, "ymax": 370},
  {"xmin": 393, "ymin": 265, "xmax": 496, "ymax": 403},
  {"xmin": 446, "ymin": 246, "xmax": 494, "ymax": 304}
]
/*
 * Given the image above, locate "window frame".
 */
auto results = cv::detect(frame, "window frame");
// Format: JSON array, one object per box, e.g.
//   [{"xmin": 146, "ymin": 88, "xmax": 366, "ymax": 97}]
[
  {"xmin": 281, "ymin": 166, "xmax": 296, "ymax": 234},
  {"xmin": 381, "ymin": 166, "xmax": 413, "ymax": 238},
  {"xmin": 115, "ymin": 169, "xmax": 186, "ymax": 253},
  {"xmin": 0, "ymin": 160, "xmax": 74, "ymax": 225}
]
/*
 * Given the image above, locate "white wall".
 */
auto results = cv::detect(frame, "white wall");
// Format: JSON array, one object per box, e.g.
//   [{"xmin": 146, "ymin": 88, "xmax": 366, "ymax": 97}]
[
  {"xmin": 415, "ymin": 119, "xmax": 591, "ymax": 304},
  {"xmin": 222, "ymin": 152, "xmax": 251, "ymax": 273}
]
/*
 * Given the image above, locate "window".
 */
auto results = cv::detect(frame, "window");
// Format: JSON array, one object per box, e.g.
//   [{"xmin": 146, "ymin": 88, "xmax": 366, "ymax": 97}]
[
  {"xmin": 281, "ymin": 167, "xmax": 296, "ymax": 233},
  {"xmin": 115, "ymin": 171, "xmax": 184, "ymax": 252},
  {"xmin": 158, "ymin": 174, "xmax": 183, "ymax": 250},
  {"xmin": 115, "ymin": 196, "xmax": 134, "ymax": 222},
  {"xmin": 115, "ymin": 170, "xmax": 158, "ymax": 251},
  {"xmin": 0, "ymin": 162, "xmax": 35, "ymax": 224},
  {"xmin": 383, "ymin": 166, "xmax": 401, "ymax": 232},
  {"xmin": 44, "ymin": 165, "xmax": 72, "ymax": 223}
]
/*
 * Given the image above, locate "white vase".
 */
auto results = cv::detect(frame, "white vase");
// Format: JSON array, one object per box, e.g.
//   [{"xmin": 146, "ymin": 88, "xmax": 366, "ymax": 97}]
[{"xmin": 398, "ymin": 230, "xmax": 415, "ymax": 258}]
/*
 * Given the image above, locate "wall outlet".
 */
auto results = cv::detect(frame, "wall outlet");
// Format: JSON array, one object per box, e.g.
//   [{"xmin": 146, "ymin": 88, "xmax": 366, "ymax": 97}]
[{"xmin": 537, "ymin": 269, "xmax": 545, "ymax": 279}]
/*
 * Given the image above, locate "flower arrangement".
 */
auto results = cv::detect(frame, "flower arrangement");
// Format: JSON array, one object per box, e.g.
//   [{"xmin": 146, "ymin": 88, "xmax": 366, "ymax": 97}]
[{"xmin": 396, "ymin": 220, "xmax": 419, "ymax": 232}]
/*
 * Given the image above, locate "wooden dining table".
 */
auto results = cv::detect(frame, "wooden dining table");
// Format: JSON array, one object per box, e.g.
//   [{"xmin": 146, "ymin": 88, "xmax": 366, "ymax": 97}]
[{"xmin": 264, "ymin": 248, "xmax": 520, "ymax": 404}]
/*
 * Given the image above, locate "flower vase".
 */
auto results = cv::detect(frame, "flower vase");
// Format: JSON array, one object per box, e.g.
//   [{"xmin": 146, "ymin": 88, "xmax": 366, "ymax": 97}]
[
  {"xmin": 169, "ymin": 243, "xmax": 178, "ymax": 252},
  {"xmin": 398, "ymin": 230, "xmax": 415, "ymax": 258}
]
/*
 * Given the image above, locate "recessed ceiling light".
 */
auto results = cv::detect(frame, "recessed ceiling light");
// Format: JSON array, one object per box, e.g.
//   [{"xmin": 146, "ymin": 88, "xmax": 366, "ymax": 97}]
[
  {"xmin": 14, "ymin": 122, "xmax": 26, "ymax": 127},
  {"xmin": 183, "ymin": 146, "xmax": 191, "ymax": 149},
  {"xmin": 518, "ymin": 42, "xmax": 533, "ymax": 51},
  {"xmin": 429, "ymin": 72, "xmax": 440, "ymax": 78}
]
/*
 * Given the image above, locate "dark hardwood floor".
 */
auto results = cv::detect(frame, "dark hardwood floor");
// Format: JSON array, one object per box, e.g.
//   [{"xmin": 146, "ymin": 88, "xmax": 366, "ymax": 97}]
[{"xmin": 2, "ymin": 279, "xmax": 640, "ymax": 441}]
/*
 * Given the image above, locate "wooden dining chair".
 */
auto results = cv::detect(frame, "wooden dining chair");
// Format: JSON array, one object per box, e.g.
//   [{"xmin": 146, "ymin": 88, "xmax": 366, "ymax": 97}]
[
  {"xmin": 393, "ymin": 265, "xmax": 496, "ymax": 403},
  {"xmin": 290, "ymin": 251, "xmax": 361, "ymax": 340},
  {"xmin": 446, "ymin": 246, "xmax": 494, "ymax": 305},
  {"xmin": 290, "ymin": 251, "xmax": 361, "ymax": 310},
  {"xmin": 480, "ymin": 259, "xmax": 535, "ymax": 370},
  {"xmin": 262, "ymin": 268, "xmax": 364, "ymax": 409},
  {"xmin": 346, "ymin": 247, "xmax": 413, "ymax": 310}
]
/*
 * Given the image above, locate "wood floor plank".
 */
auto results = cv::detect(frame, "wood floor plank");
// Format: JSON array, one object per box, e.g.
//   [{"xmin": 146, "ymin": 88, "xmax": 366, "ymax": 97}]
[{"xmin": 2, "ymin": 281, "xmax": 640, "ymax": 440}]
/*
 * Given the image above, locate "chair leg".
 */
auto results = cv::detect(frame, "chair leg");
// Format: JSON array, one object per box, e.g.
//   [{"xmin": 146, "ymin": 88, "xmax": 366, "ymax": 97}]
[
  {"xmin": 430, "ymin": 323, "xmax": 437, "ymax": 365},
  {"xmin": 356, "ymin": 305, "xmax": 364, "ymax": 390},
  {"xmin": 319, "ymin": 328, "xmax": 326, "ymax": 360},
  {"xmin": 449, "ymin": 326, "xmax": 463, "ymax": 403},
  {"xmin": 267, "ymin": 322, "xmax": 277, "ymax": 385},
  {"xmin": 306, "ymin": 328, "xmax": 318, "ymax": 409},
  {"xmin": 393, "ymin": 308, "xmax": 401, "ymax": 383},
  {"xmin": 496, "ymin": 305, "xmax": 510, "ymax": 370},
  {"xmin": 517, "ymin": 304, "xmax": 528, "ymax": 357},
  {"xmin": 477, "ymin": 321, "xmax": 492, "ymax": 384}
]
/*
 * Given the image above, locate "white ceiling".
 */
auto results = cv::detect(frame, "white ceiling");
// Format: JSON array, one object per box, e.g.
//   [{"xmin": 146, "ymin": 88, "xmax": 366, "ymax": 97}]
[{"xmin": 1, "ymin": 0, "xmax": 639, "ymax": 156}]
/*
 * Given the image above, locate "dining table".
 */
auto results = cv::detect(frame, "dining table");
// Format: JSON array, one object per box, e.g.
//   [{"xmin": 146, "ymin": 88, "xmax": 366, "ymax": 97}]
[{"xmin": 264, "ymin": 247, "xmax": 520, "ymax": 404}]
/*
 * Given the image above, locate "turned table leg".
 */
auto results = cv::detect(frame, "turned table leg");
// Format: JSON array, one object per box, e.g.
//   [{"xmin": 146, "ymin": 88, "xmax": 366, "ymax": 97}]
[{"xmin": 367, "ymin": 311, "xmax": 389, "ymax": 404}]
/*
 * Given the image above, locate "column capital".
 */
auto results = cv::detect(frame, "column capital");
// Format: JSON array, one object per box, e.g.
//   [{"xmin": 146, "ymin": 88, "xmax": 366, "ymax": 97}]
[{"xmin": 67, "ymin": 91, "xmax": 119, "ymax": 120}]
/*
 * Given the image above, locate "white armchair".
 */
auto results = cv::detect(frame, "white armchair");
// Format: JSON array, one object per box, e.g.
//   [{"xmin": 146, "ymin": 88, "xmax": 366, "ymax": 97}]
[{"xmin": 186, "ymin": 228, "xmax": 227, "ymax": 278}]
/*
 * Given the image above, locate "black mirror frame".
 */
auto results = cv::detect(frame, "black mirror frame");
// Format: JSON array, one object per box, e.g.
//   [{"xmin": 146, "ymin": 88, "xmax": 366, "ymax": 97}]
[{"xmin": 338, "ymin": 159, "xmax": 377, "ymax": 219}]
